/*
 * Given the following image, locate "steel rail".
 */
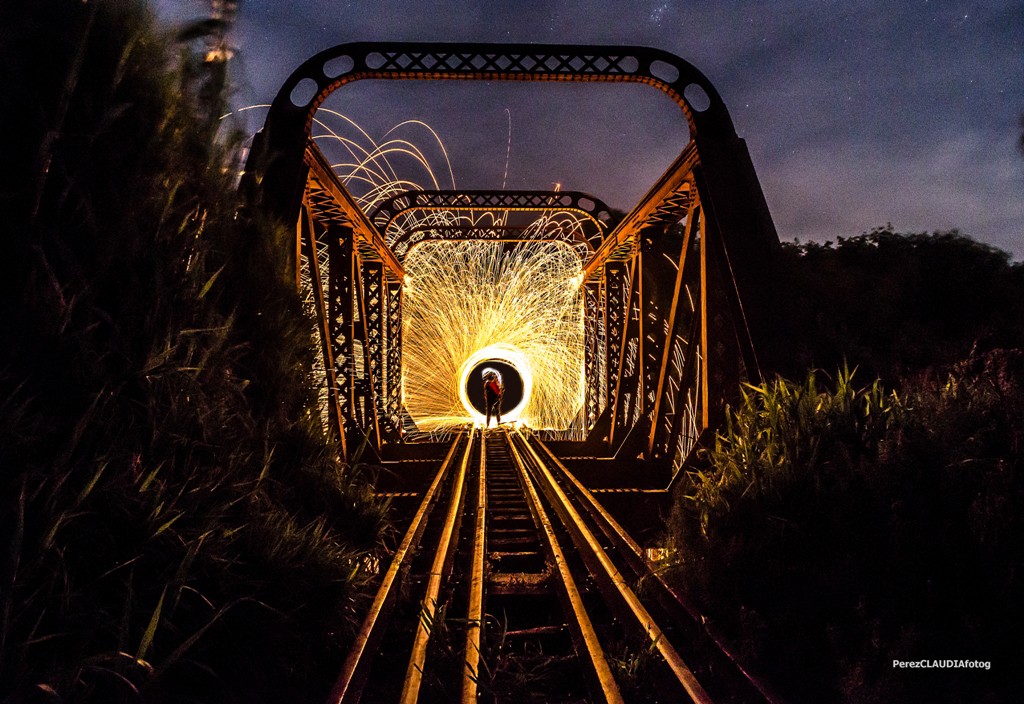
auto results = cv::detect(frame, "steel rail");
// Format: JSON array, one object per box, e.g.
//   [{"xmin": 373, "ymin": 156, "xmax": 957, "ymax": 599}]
[
  {"xmin": 511, "ymin": 430, "xmax": 714, "ymax": 704},
  {"xmin": 530, "ymin": 433, "xmax": 786, "ymax": 704},
  {"xmin": 400, "ymin": 429, "xmax": 476, "ymax": 703},
  {"xmin": 461, "ymin": 431, "xmax": 487, "ymax": 703},
  {"xmin": 327, "ymin": 432, "xmax": 465, "ymax": 704},
  {"xmin": 502, "ymin": 429, "xmax": 625, "ymax": 704},
  {"xmin": 530, "ymin": 436, "xmax": 644, "ymax": 555}
]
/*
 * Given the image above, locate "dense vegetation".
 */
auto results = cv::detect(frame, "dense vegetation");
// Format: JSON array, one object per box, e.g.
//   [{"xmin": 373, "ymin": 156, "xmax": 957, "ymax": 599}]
[
  {"xmin": 0, "ymin": 2, "xmax": 387, "ymax": 702},
  {"xmin": 668, "ymin": 232, "xmax": 1024, "ymax": 702},
  {"xmin": 773, "ymin": 229, "xmax": 1024, "ymax": 382}
]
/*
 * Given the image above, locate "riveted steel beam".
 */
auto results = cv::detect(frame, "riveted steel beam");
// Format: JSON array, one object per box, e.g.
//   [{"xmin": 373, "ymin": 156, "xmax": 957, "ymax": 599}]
[
  {"xmin": 305, "ymin": 144, "xmax": 404, "ymax": 281},
  {"xmin": 371, "ymin": 189, "xmax": 611, "ymax": 244},
  {"xmin": 582, "ymin": 143, "xmax": 697, "ymax": 282},
  {"xmin": 392, "ymin": 224, "xmax": 593, "ymax": 261}
]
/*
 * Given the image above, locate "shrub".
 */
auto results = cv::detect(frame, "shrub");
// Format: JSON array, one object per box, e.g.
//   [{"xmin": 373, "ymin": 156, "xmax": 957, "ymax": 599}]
[
  {"xmin": 670, "ymin": 354, "xmax": 1024, "ymax": 703},
  {"xmin": 773, "ymin": 229, "xmax": 1024, "ymax": 382}
]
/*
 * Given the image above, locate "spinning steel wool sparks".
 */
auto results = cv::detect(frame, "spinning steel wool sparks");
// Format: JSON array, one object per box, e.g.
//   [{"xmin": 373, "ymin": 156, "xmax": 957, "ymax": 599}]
[
  {"xmin": 305, "ymin": 108, "xmax": 591, "ymax": 433},
  {"xmin": 402, "ymin": 237, "xmax": 586, "ymax": 431}
]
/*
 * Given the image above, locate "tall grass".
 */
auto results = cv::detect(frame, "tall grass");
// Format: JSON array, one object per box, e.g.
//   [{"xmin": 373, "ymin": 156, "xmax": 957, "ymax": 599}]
[
  {"xmin": 670, "ymin": 354, "xmax": 1024, "ymax": 703},
  {"xmin": 687, "ymin": 365, "xmax": 894, "ymax": 537},
  {"xmin": 0, "ymin": 2, "xmax": 389, "ymax": 702}
]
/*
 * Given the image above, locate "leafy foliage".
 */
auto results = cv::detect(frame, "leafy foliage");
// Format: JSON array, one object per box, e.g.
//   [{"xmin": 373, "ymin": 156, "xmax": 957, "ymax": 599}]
[
  {"xmin": 0, "ymin": 2, "xmax": 388, "ymax": 702},
  {"xmin": 773, "ymin": 228, "xmax": 1024, "ymax": 383},
  {"xmin": 670, "ymin": 354, "xmax": 1024, "ymax": 703}
]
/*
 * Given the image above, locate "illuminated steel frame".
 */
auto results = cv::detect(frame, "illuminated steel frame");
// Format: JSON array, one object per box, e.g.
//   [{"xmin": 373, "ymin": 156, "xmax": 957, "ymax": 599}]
[
  {"xmin": 372, "ymin": 189, "xmax": 612, "ymax": 247},
  {"xmin": 372, "ymin": 189, "xmax": 609, "ymax": 262},
  {"xmin": 383, "ymin": 207, "xmax": 603, "ymax": 433},
  {"xmin": 246, "ymin": 42, "xmax": 781, "ymax": 467},
  {"xmin": 390, "ymin": 224, "xmax": 593, "ymax": 261}
]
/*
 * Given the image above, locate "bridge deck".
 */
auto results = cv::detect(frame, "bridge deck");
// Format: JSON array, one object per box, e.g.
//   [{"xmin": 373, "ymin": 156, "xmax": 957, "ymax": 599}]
[{"xmin": 330, "ymin": 428, "xmax": 780, "ymax": 703}]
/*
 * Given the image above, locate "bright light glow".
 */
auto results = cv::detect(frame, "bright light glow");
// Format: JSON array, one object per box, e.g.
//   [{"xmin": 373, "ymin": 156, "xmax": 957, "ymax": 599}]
[
  {"xmin": 480, "ymin": 367, "xmax": 503, "ymax": 384},
  {"xmin": 257, "ymin": 105, "xmax": 594, "ymax": 434},
  {"xmin": 403, "ymin": 239, "xmax": 586, "ymax": 431},
  {"xmin": 457, "ymin": 345, "xmax": 532, "ymax": 424}
]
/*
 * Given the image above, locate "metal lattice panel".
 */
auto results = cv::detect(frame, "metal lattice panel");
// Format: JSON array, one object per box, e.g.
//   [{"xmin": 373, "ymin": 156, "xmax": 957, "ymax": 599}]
[
  {"xmin": 385, "ymin": 282, "xmax": 403, "ymax": 432},
  {"xmin": 391, "ymin": 225, "xmax": 594, "ymax": 261},
  {"xmin": 647, "ymin": 188, "xmax": 694, "ymax": 227},
  {"xmin": 328, "ymin": 227, "xmax": 359, "ymax": 441},
  {"xmin": 362, "ymin": 263, "xmax": 386, "ymax": 422},
  {"xmin": 604, "ymin": 263, "xmax": 629, "ymax": 419},
  {"xmin": 584, "ymin": 282, "xmax": 602, "ymax": 429},
  {"xmin": 267, "ymin": 43, "xmax": 737, "ymax": 136},
  {"xmin": 248, "ymin": 41, "xmax": 783, "ymax": 463},
  {"xmin": 610, "ymin": 261, "xmax": 643, "ymax": 444},
  {"xmin": 371, "ymin": 189, "xmax": 611, "ymax": 244}
]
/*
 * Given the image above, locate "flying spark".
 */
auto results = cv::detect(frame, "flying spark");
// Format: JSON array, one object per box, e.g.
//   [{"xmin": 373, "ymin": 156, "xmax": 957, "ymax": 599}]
[{"xmin": 259, "ymin": 105, "xmax": 591, "ymax": 434}]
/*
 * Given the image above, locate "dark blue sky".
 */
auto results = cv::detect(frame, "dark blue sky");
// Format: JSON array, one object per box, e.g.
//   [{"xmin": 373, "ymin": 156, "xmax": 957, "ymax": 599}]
[{"xmin": 158, "ymin": 0, "xmax": 1024, "ymax": 256}]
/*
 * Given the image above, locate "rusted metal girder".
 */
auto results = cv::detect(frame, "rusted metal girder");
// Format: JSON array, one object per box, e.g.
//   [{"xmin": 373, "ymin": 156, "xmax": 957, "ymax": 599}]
[
  {"xmin": 384, "ymin": 280, "xmax": 403, "ymax": 433},
  {"xmin": 584, "ymin": 282, "xmax": 603, "ymax": 429},
  {"xmin": 300, "ymin": 199, "xmax": 348, "ymax": 454},
  {"xmin": 581, "ymin": 143, "xmax": 698, "ymax": 282},
  {"xmin": 245, "ymin": 42, "xmax": 737, "ymax": 242},
  {"xmin": 304, "ymin": 144, "xmax": 404, "ymax": 281},
  {"xmin": 257, "ymin": 42, "xmax": 734, "ymax": 139},
  {"xmin": 246, "ymin": 41, "xmax": 783, "ymax": 463},
  {"xmin": 392, "ymin": 224, "xmax": 594, "ymax": 261},
  {"xmin": 327, "ymin": 226, "xmax": 359, "ymax": 447},
  {"xmin": 370, "ymin": 189, "xmax": 611, "ymax": 245}
]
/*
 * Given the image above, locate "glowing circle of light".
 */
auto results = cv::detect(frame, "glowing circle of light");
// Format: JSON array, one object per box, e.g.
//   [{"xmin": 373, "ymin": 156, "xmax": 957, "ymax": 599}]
[
  {"xmin": 458, "ymin": 344, "xmax": 532, "ymax": 425},
  {"xmin": 402, "ymin": 239, "xmax": 586, "ymax": 432}
]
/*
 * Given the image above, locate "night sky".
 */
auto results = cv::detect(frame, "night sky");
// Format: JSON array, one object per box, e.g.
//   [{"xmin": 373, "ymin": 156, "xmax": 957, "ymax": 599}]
[{"xmin": 158, "ymin": 0, "xmax": 1024, "ymax": 257}]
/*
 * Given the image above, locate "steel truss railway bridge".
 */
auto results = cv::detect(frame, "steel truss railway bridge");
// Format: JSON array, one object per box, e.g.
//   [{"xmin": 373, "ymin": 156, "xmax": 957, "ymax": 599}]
[{"xmin": 245, "ymin": 43, "xmax": 784, "ymax": 703}]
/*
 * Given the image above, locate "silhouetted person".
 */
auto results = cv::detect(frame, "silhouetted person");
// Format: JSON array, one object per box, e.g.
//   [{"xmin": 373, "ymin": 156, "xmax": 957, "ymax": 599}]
[{"xmin": 483, "ymin": 371, "xmax": 504, "ymax": 427}]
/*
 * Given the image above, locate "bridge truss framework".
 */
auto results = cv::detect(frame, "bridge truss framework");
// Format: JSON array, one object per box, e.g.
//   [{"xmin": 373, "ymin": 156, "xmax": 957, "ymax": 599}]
[{"xmin": 246, "ymin": 42, "xmax": 781, "ymax": 470}]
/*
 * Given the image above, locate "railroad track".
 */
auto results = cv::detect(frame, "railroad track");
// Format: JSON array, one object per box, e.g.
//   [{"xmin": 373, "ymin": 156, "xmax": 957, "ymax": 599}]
[{"xmin": 328, "ymin": 428, "xmax": 781, "ymax": 703}]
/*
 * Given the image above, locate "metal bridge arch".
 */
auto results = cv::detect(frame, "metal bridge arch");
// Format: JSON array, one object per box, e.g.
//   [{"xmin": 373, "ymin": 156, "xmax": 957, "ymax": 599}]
[
  {"xmin": 245, "ymin": 42, "xmax": 782, "ymax": 472},
  {"xmin": 371, "ymin": 189, "xmax": 612, "ymax": 248},
  {"xmin": 247, "ymin": 43, "xmax": 735, "ymax": 228},
  {"xmin": 392, "ymin": 225, "xmax": 593, "ymax": 262}
]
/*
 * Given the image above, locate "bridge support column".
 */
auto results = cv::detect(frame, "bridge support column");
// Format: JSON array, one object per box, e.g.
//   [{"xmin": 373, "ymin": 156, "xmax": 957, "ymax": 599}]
[
  {"xmin": 300, "ymin": 202, "xmax": 347, "ymax": 453},
  {"xmin": 584, "ymin": 281, "xmax": 602, "ymax": 431},
  {"xmin": 328, "ymin": 225, "xmax": 359, "ymax": 455},
  {"xmin": 604, "ymin": 262, "xmax": 629, "ymax": 438},
  {"xmin": 385, "ymin": 280, "xmax": 404, "ymax": 439},
  {"xmin": 360, "ymin": 262, "xmax": 386, "ymax": 448}
]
